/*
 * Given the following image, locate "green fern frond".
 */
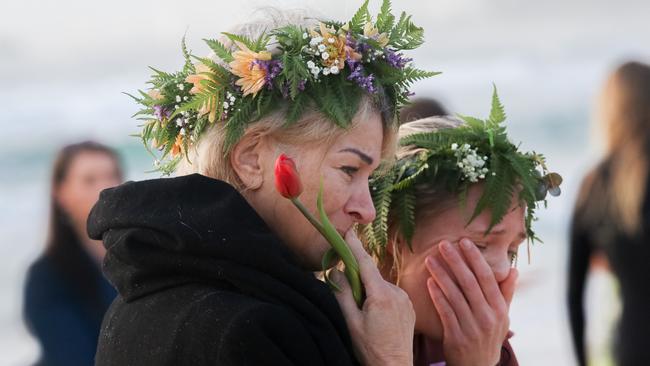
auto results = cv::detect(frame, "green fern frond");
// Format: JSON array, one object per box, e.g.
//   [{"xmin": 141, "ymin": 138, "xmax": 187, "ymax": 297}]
[
  {"xmin": 203, "ymin": 38, "xmax": 234, "ymax": 63},
  {"xmin": 376, "ymin": 0, "xmax": 395, "ymax": 33},
  {"xmin": 222, "ymin": 32, "xmax": 257, "ymax": 51},
  {"xmin": 181, "ymin": 35, "xmax": 195, "ymax": 74},
  {"xmin": 389, "ymin": 12, "xmax": 424, "ymax": 50},
  {"xmin": 396, "ymin": 189, "xmax": 416, "ymax": 249},
  {"xmin": 488, "ymin": 84, "xmax": 507, "ymax": 125},
  {"xmin": 285, "ymin": 92, "xmax": 309, "ymax": 126},
  {"xmin": 349, "ymin": 0, "xmax": 370, "ymax": 32}
]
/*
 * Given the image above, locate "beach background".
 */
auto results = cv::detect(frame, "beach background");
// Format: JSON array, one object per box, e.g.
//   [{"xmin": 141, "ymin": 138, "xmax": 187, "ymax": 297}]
[{"xmin": 2, "ymin": 0, "xmax": 649, "ymax": 364}]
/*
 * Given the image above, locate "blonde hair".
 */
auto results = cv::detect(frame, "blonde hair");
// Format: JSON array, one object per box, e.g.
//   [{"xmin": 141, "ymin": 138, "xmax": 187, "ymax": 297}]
[
  {"xmin": 375, "ymin": 116, "xmax": 465, "ymax": 282},
  {"xmin": 581, "ymin": 61, "xmax": 650, "ymax": 235},
  {"xmin": 176, "ymin": 10, "xmax": 396, "ymax": 187}
]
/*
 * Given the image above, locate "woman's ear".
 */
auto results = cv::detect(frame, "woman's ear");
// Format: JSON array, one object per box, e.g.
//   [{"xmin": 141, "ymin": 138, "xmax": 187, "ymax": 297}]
[{"xmin": 230, "ymin": 132, "xmax": 268, "ymax": 190}]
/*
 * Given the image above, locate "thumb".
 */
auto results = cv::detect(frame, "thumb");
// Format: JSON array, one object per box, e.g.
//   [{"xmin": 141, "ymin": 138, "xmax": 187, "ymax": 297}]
[{"xmin": 500, "ymin": 267, "xmax": 518, "ymax": 307}]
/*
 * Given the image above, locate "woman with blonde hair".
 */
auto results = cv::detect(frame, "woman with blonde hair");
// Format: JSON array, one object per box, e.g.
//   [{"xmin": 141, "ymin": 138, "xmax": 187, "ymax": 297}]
[
  {"xmin": 568, "ymin": 61, "xmax": 650, "ymax": 366},
  {"xmin": 89, "ymin": 3, "xmax": 437, "ymax": 365},
  {"xmin": 362, "ymin": 88, "xmax": 561, "ymax": 365}
]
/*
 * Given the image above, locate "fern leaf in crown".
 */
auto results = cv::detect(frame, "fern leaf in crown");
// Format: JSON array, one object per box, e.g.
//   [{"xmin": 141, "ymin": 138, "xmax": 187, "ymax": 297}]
[
  {"xmin": 128, "ymin": 0, "xmax": 439, "ymax": 175},
  {"xmin": 365, "ymin": 85, "xmax": 563, "ymax": 258}
]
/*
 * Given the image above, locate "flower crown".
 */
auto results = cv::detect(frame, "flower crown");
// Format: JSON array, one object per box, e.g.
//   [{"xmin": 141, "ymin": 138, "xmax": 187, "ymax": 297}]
[
  {"xmin": 364, "ymin": 86, "xmax": 563, "ymax": 258},
  {"xmin": 128, "ymin": 0, "xmax": 439, "ymax": 174}
]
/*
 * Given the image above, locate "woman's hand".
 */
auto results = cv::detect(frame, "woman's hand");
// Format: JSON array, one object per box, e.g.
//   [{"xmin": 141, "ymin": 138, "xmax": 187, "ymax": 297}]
[
  {"xmin": 331, "ymin": 230, "xmax": 415, "ymax": 366},
  {"xmin": 425, "ymin": 239, "xmax": 518, "ymax": 366}
]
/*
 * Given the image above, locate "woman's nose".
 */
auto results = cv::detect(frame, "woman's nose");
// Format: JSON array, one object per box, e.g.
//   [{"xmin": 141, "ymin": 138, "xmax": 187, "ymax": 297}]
[{"xmin": 346, "ymin": 184, "xmax": 376, "ymax": 224}]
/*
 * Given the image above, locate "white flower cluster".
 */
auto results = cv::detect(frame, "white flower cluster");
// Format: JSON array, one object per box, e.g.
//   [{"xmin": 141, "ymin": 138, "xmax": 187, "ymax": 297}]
[
  {"xmin": 303, "ymin": 33, "xmax": 341, "ymax": 79},
  {"xmin": 173, "ymin": 83, "xmax": 189, "ymax": 109},
  {"xmin": 222, "ymin": 91, "xmax": 236, "ymax": 114},
  {"xmin": 451, "ymin": 143, "xmax": 489, "ymax": 182}
]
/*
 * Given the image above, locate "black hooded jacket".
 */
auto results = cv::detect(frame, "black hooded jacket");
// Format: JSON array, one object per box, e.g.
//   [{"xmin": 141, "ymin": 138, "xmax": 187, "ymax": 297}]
[{"xmin": 88, "ymin": 173, "xmax": 359, "ymax": 366}]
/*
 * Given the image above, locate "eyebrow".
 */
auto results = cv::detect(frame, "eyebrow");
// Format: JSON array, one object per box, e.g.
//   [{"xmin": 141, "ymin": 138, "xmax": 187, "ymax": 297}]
[{"xmin": 339, "ymin": 148, "xmax": 373, "ymax": 165}]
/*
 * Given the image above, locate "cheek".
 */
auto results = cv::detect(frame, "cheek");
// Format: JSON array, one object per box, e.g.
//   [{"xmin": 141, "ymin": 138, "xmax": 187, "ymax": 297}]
[{"xmin": 398, "ymin": 262, "xmax": 443, "ymax": 337}]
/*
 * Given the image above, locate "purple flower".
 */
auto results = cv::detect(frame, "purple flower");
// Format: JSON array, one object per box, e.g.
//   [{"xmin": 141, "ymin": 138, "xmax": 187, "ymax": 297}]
[
  {"xmin": 346, "ymin": 59, "xmax": 376, "ymax": 94},
  {"xmin": 346, "ymin": 34, "xmax": 371, "ymax": 57},
  {"xmin": 253, "ymin": 59, "xmax": 284, "ymax": 90},
  {"xmin": 384, "ymin": 49, "xmax": 411, "ymax": 69},
  {"xmin": 153, "ymin": 105, "xmax": 172, "ymax": 121},
  {"xmin": 280, "ymin": 79, "xmax": 306, "ymax": 99}
]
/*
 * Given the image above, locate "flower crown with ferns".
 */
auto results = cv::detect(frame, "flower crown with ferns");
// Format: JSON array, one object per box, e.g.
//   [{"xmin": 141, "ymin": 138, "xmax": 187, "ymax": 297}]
[
  {"xmin": 364, "ymin": 86, "xmax": 563, "ymax": 259},
  {"xmin": 128, "ymin": 0, "xmax": 439, "ymax": 174}
]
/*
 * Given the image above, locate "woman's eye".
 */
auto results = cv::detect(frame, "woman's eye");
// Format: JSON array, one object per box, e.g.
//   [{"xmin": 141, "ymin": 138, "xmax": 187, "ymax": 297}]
[
  {"xmin": 340, "ymin": 166, "xmax": 359, "ymax": 177},
  {"xmin": 474, "ymin": 242, "xmax": 487, "ymax": 251}
]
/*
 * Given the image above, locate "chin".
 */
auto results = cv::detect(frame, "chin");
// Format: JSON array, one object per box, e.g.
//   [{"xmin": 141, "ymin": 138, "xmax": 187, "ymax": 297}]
[{"xmin": 298, "ymin": 236, "xmax": 332, "ymax": 271}]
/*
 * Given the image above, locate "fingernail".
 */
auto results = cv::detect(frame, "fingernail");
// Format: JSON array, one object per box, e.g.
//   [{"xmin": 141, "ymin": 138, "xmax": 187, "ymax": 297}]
[
  {"xmin": 439, "ymin": 241, "xmax": 452, "ymax": 253},
  {"xmin": 460, "ymin": 238, "xmax": 472, "ymax": 250}
]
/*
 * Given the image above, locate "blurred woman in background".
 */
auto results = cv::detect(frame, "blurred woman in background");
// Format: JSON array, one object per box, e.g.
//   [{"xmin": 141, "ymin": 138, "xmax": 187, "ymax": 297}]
[
  {"xmin": 568, "ymin": 61, "xmax": 650, "ymax": 366},
  {"xmin": 23, "ymin": 141, "xmax": 123, "ymax": 366}
]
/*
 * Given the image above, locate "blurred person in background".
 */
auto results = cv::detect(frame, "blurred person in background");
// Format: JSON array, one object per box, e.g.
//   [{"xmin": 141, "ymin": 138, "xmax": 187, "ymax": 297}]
[
  {"xmin": 399, "ymin": 97, "xmax": 448, "ymax": 123},
  {"xmin": 568, "ymin": 61, "xmax": 650, "ymax": 366},
  {"xmin": 23, "ymin": 141, "xmax": 123, "ymax": 366}
]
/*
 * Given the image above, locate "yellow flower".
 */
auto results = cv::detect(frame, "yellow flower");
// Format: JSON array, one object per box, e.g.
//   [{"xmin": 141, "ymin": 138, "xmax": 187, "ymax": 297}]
[
  {"xmin": 229, "ymin": 41, "xmax": 271, "ymax": 97},
  {"xmin": 363, "ymin": 22, "xmax": 389, "ymax": 47},
  {"xmin": 185, "ymin": 63, "xmax": 213, "ymax": 95},
  {"xmin": 171, "ymin": 134, "xmax": 184, "ymax": 157},
  {"xmin": 185, "ymin": 63, "xmax": 220, "ymax": 122},
  {"xmin": 147, "ymin": 89, "xmax": 163, "ymax": 100}
]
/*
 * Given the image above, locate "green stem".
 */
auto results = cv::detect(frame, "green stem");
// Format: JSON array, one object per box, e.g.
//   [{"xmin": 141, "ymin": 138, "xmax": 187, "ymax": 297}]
[
  {"xmin": 288, "ymin": 191, "xmax": 364, "ymax": 308},
  {"xmin": 290, "ymin": 198, "xmax": 326, "ymax": 236},
  {"xmin": 316, "ymin": 182, "xmax": 363, "ymax": 307}
]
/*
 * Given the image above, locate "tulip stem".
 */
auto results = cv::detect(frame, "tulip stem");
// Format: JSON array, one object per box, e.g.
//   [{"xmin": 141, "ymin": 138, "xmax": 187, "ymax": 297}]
[
  {"xmin": 290, "ymin": 198, "xmax": 326, "ymax": 235},
  {"xmin": 290, "ymin": 192, "xmax": 364, "ymax": 308}
]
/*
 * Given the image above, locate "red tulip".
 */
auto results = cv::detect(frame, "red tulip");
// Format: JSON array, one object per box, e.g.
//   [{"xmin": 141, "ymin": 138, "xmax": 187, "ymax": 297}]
[{"xmin": 274, "ymin": 154, "xmax": 303, "ymax": 199}]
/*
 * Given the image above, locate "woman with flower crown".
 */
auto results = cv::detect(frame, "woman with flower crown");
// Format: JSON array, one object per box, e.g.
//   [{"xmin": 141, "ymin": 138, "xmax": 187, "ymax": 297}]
[
  {"xmin": 88, "ymin": 2, "xmax": 437, "ymax": 365},
  {"xmin": 359, "ymin": 89, "xmax": 562, "ymax": 366}
]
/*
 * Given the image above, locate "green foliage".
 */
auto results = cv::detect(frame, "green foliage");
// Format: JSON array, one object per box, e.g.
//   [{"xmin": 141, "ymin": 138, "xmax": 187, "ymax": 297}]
[
  {"xmin": 203, "ymin": 38, "xmax": 234, "ymax": 63},
  {"xmin": 366, "ymin": 169, "xmax": 395, "ymax": 255},
  {"xmin": 285, "ymin": 92, "xmax": 309, "ymax": 126},
  {"xmin": 129, "ymin": 0, "xmax": 437, "ymax": 176},
  {"xmin": 395, "ymin": 189, "xmax": 416, "ymax": 249},
  {"xmin": 367, "ymin": 87, "xmax": 563, "ymax": 256},
  {"xmin": 181, "ymin": 36, "xmax": 195, "ymax": 74},
  {"xmin": 348, "ymin": 0, "xmax": 370, "ymax": 32},
  {"xmin": 376, "ymin": 0, "xmax": 395, "ymax": 33},
  {"xmin": 389, "ymin": 12, "xmax": 424, "ymax": 50}
]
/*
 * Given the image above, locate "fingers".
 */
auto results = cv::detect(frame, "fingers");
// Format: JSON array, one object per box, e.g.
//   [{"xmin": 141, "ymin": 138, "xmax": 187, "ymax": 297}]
[
  {"xmin": 330, "ymin": 269, "xmax": 361, "ymax": 324},
  {"xmin": 427, "ymin": 277, "xmax": 461, "ymax": 338},
  {"xmin": 436, "ymin": 241, "xmax": 489, "ymax": 312},
  {"xmin": 425, "ymin": 248, "xmax": 474, "ymax": 324},
  {"xmin": 344, "ymin": 229, "xmax": 383, "ymax": 292},
  {"xmin": 458, "ymin": 238, "xmax": 505, "ymax": 310},
  {"xmin": 499, "ymin": 267, "xmax": 518, "ymax": 307}
]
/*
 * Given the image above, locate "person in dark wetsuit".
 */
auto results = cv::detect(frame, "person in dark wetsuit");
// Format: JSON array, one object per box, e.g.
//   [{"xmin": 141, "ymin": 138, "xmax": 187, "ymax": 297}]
[{"xmin": 568, "ymin": 61, "xmax": 650, "ymax": 366}]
